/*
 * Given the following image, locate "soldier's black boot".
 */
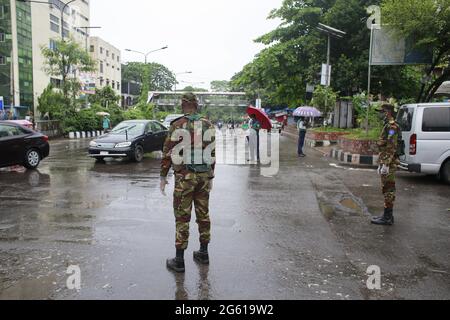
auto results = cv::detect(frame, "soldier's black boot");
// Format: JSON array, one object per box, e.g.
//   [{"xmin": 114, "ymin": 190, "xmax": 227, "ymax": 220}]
[
  {"xmin": 166, "ymin": 249, "xmax": 185, "ymax": 273},
  {"xmin": 371, "ymin": 208, "xmax": 394, "ymax": 226},
  {"xmin": 193, "ymin": 243, "xmax": 209, "ymax": 265}
]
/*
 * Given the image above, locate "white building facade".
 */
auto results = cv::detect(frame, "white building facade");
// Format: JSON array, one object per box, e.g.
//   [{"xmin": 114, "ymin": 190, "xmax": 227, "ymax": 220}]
[
  {"xmin": 88, "ymin": 36, "xmax": 121, "ymax": 95},
  {"xmin": 30, "ymin": 0, "xmax": 91, "ymax": 116}
]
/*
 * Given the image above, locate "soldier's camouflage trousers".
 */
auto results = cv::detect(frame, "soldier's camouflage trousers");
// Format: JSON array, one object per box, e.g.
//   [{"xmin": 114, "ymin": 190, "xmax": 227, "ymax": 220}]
[
  {"xmin": 173, "ymin": 172, "xmax": 212, "ymax": 250},
  {"xmin": 381, "ymin": 164, "xmax": 397, "ymax": 209}
]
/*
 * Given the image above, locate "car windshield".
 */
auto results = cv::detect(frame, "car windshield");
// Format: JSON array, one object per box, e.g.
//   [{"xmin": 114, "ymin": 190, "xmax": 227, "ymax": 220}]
[{"xmin": 110, "ymin": 123, "xmax": 145, "ymax": 136}]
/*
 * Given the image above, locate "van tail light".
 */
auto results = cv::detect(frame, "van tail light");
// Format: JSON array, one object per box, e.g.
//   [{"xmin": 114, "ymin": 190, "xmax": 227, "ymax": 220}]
[
  {"xmin": 42, "ymin": 135, "xmax": 49, "ymax": 143},
  {"xmin": 410, "ymin": 134, "xmax": 417, "ymax": 155}
]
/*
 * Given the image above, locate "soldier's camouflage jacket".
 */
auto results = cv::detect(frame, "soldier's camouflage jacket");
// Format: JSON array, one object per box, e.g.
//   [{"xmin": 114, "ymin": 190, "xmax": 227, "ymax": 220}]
[
  {"xmin": 377, "ymin": 117, "xmax": 400, "ymax": 166},
  {"xmin": 160, "ymin": 113, "xmax": 216, "ymax": 178}
]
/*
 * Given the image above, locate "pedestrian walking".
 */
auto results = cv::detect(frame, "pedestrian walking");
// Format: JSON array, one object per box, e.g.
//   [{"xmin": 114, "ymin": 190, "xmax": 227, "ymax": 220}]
[
  {"xmin": 248, "ymin": 114, "xmax": 261, "ymax": 163},
  {"xmin": 297, "ymin": 117, "xmax": 307, "ymax": 157},
  {"xmin": 160, "ymin": 93, "xmax": 216, "ymax": 273},
  {"xmin": 102, "ymin": 115, "xmax": 111, "ymax": 133},
  {"xmin": 372, "ymin": 103, "xmax": 401, "ymax": 226}
]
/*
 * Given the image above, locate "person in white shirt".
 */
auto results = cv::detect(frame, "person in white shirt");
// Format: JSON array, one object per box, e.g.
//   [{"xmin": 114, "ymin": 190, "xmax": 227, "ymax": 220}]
[{"xmin": 297, "ymin": 118, "xmax": 307, "ymax": 157}]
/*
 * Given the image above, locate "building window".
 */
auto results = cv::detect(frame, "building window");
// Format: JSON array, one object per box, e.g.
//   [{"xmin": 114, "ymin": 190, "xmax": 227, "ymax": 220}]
[
  {"xmin": 0, "ymin": 56, "xmax": 6, "ymax": 65},
  {"xmin": 106, "ymin": 79, "xmax": 110, "ymax": 87},
  {"xmin": 100, "ymin": 47, "xmax": 103, "ymax": 54},
  {"xmin": 0, "ymin": 31, "xmax": 4, "ymax": 42},
  {"xmin": 90, "ymin": 45, "xmax": 94, "ymax": 52},
  {"xmin": 111, "ymin": 81, "xmax": 115, "ymax": 89},
  {"xmin": 49, "ymin": 39, "xmax": 57, "ymax": 50},
  {"xmin": 117, "ymin": 83, "xmax": 120, "ymax": 91},
  {"xmin": 106, "ymin": 50, "xmax": 109, "ymax": 57},
  {"xmin": 100, "ymin": 61, "xmax": 104, "ymax": 73},
  {"xmin": 50, "ymin": 77, "xmax": 62, "ymax": 88},
  {"xmin": 0, "ymin": 5, "xmax": 9, "ymax": 19},
  {"xmin": 99, "ymin": 78, "xmax": 104, "ymax": 86},
  {"xmin": 112, "ymin": 53, "xmax": 115, "ymax": 60}
]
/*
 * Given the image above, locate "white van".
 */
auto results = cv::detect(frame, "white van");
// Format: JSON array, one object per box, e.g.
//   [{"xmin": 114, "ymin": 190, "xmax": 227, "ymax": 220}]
[{"xmin": 397, "ymin": 103, "xmax": 450, "ymax": 184}]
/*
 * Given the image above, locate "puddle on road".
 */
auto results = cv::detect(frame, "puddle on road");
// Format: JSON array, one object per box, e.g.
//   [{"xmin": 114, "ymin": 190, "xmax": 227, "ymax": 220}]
[{"xmin": 340, "ymin": 198, "xmax": 362, "ymax": 212}]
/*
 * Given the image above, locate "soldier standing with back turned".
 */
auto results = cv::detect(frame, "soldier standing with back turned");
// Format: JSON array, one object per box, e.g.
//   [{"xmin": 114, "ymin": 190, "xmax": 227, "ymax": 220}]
[
  {"xmin": 160, "ymin": 93, "xmax": 216, "ymax": 273},
  {"xmin": 372, "ymin": 103, "xmax": 401, "ymax": 226}
]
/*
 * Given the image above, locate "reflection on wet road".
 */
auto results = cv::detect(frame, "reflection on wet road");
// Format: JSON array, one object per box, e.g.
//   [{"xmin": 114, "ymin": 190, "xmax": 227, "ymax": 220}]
[{"xmin": 0, "ymin": 136, "xmax": 449, "ymax": 300}]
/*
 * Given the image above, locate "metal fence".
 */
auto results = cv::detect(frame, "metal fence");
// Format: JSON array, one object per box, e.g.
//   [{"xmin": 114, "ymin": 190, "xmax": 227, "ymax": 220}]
[{"xmin": 35, "ymin": 120, "xmax": 62, "ymax": 137}]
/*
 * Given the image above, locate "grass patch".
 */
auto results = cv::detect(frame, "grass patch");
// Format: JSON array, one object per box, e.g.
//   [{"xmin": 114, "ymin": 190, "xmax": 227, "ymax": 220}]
[
  {"xmin": 310, "ymin": 126, "xmax": 381, "ymax": 140},
  {"xmin": 343, "ymin": 128, "xmax": 380, "ymax": 140},
  {"xmin": 310, "ymin": 127, "xmax": 352, "ymax": 133}
]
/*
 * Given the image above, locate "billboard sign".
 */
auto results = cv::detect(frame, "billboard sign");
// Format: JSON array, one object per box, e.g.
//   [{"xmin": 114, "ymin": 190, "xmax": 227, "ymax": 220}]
[{"xmin": 371, "ymin": 27, "xmax": 432, "ymax": 65}]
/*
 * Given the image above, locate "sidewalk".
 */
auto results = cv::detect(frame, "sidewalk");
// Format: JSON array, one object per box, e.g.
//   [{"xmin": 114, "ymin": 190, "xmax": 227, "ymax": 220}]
[{"xmin": 282, "ymin": 126, "xmax": 377, "ymax": 167}]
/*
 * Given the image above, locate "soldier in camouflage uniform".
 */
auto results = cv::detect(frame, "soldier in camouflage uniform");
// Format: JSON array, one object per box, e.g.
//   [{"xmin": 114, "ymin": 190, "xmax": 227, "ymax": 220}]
[
  {"xmin": 160, "ymin": 93, "xmax": 216, "ymax": 273},
  {"xmin": 372, "ymin": 103, "xmax": 400, "ymax": 226}
]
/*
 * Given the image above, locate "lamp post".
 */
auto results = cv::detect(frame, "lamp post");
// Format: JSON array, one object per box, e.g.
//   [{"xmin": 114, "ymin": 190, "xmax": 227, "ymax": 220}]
[
  {"xmin": 19, "ymin": 0, "xmax": 78, "ymax": 41},
  {"xmin": 316, "ymin": 23, "xmax": 346, "ymax": 87},
  {"xmin": 125, "ymin": 46, "xmax": 168, "ymax": 64},
  {"xmin": 125, "ymin": 46, "xmax": 168, "ymax": 120},
  {"xmin": 75, "ymin": 26, "xmax": 101, "ymax": 51}
]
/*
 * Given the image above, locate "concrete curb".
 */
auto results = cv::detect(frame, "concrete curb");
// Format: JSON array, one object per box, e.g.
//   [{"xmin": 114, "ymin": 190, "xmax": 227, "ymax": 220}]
[
  {"xmin": 69, "ymin": 131, "xmax": 104, "ymax": 139},
  {"xmin": 330, "ymin": 148, "xmax": 379, "ymax": 166}
]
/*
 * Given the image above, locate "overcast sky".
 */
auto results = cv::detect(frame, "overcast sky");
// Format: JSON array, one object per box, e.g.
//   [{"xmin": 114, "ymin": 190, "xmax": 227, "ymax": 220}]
[{"xmin": 90, "ymin": 0, "xmax": 282, "ymax": 89}]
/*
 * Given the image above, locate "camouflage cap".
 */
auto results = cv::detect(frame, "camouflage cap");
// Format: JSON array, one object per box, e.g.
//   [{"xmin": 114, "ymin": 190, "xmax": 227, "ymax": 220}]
[{"xmin": 181, "ymin": 92, "xmax": 198, "ymax": 104}]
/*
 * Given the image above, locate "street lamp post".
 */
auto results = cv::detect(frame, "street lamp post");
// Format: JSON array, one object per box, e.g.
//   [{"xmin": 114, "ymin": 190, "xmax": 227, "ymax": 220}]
[
  {"xmin": 125, "ymin": 46, "xmax": 168, "ymax": 64},
  {"xmin": 125, "ymin": 46, "xmax": 168, "ymax": 119},
  {"xmin": 75, "ymin": 26, "xmax": 102, "ymax": 51},
  {"xmin": 19, "ymin": 0, "xmax": 78, "ymax": 41}
]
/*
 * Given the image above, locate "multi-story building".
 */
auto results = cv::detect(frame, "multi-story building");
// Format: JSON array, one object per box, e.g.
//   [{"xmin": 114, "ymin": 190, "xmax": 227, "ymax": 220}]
[
  {"xmin": 89, "ymin": 36, "xmax": 121, "ymax": 95},
  {"xmin": 0, "ymin": 0, "xmax": 34, "ymax": 116},
  {"xmin": 31, "ymin": 0, "xmax": 91, "ymax": 116}
]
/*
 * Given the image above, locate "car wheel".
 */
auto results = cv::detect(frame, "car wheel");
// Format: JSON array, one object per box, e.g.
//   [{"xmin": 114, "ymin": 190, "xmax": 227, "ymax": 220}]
[
  {"xmin": 132, "ymin": 145, "xmax": 144, "ymax": 162},
  {"xmin": 95, "ymin": 157, "xmax": 105, "ymax": 163},
  {"xmin": 440, "ymin": 160, "xmax": 450, "ymax": 184},
  {"xmin": 24, "ymin": 149, "xmax": 41, "ymax": 169}
]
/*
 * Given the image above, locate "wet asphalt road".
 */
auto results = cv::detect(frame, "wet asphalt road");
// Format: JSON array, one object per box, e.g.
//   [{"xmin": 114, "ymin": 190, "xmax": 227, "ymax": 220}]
[{"xmin": 0, "ymin": 133, "xmax": 449, "ymax": 300}]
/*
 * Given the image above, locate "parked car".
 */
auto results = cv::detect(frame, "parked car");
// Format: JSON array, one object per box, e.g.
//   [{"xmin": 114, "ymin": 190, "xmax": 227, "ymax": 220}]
[
  {"xmin": 162, "ymin": 114, "xmax": 184, "ymax": 129},
  {"xmin": 0, "ymin": 121, "xmax": 50, "ymax": 169},
  {"xmin": 4, "ymin": 120, "xmax": 34, "ymax": 129},
  {"xmin": 88, "ymin": 120, "xmax": 168, "ymax": 162},
  {"xmin": 397, "ymin": 102, "xmax": 450, "ymax": 183}
]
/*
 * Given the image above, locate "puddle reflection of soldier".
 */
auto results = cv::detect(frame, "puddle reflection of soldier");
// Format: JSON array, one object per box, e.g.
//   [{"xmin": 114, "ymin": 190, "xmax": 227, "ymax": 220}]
[{"xmin": 372, "ymin": 104, "xmax": 400, "ymax": 226}]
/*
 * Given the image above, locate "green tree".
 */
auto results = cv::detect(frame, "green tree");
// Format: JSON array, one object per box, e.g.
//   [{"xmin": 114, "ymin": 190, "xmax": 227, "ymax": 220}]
[
  {"xmin": 41, "ymin": 38, "xmax": 96, "ymax": 101},
  {"xmin": 122, "ymin": 62, "xmax": 176, "ymax": 92},
  {"xmin": 381, "ymin": 0, "xmax": 450, "ymax": 102},
  {"xmin": 210, "ymin": 80, "xmax": 231, "ymax": 92},
  {"xmin": 232, "ymin": 0, "xmax": 424, "ymax": 107},
  {"xmin": 37, "ymin": 84, "xmax": 68, "ymax": 120},
  {"xmin": 312, "ymin": 85, "xmax": 338, "ymax": 114},
  {"xmin": 88, "ymin": 86, "xmax": 121, "ymax": 108}
]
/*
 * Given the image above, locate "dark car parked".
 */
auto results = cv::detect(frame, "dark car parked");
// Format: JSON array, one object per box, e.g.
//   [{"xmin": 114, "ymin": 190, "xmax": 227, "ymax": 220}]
[
  {"xmin": 0, "ymin": 121, "xmax": 50, "ymax": 169},
  {"xmin": 88, "ymin": 120, "xmax": 168, "ymax": 162}
]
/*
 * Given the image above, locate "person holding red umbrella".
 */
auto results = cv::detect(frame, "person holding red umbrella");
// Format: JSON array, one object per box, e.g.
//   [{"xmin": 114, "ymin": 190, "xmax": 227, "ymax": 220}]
[{"xmin": 249, "ymin": 114, "xmax": 261, "ymax": 163}]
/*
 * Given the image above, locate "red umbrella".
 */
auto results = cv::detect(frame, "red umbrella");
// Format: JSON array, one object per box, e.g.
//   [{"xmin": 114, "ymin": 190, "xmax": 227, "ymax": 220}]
[{"xmin": 246, "ymin": 106, "xmax": 272, "ymax": 130}]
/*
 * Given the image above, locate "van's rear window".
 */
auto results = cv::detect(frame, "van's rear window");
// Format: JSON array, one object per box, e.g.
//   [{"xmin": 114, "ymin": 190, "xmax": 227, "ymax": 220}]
[
  {"xmin": 422, "ymin": 107, "xmax": 450, "ymax": 132},
  {"xmin": 397, "ymin": 107, "xmax": 414, "ymax": 131}
]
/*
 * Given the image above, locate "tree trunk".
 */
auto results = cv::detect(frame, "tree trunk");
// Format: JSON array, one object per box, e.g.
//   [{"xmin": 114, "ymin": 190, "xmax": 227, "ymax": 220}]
[
  {"xmin": 418, "ymin": 50, "xmax": 445, "ymax": 102},
  {"xmin": 424, "ymin": 68, "xmax": 450, "ymax": 102}
]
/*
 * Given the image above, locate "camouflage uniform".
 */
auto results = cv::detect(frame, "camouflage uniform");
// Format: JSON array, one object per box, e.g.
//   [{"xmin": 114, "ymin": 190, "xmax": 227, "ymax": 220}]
[
  {"xmin": 161, "ymin": 102, "xmax": 216, "ymax": 251},
  {"xmin": 377, "ymin": 117, "xmax": 400, "ymax": 209}
]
